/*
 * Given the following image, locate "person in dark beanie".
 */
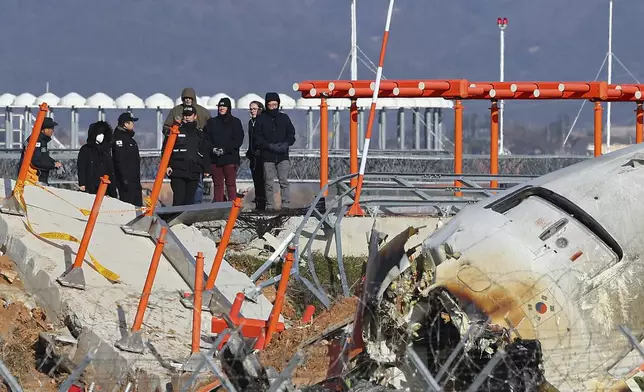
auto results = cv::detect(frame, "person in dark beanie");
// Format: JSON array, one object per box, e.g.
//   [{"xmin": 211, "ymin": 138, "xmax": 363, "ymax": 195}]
[
  {"xmin": 77, "ymin": 121, "xmax": 118, "ymax": 197},
  {"xmin": 18, "ymin": 117, "xmax": 62, "ymax": 185},
  {"xmin": 204, "ymin": 97, "xmax": 244, "ymax": 202},
  {"xmin": 246, "ymin": 101, "xmax": 266, "ymax": 210},
  {"xmin": 253, "ymin": 92, "xmax": 296, "ymax": 210},
  {"xmin": 112, "ymin": 112, "xmax": 143, "ymax": 206},
  {"xmin": 165, "ymin": 106, "xmax": 210, "ymax": 206}
]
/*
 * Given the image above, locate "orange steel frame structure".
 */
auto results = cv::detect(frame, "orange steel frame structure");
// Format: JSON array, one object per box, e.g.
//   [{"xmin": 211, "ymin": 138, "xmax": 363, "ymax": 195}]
[{"xmin": 295, "ymin": 79, "xmax": 644, "ymax": 215}]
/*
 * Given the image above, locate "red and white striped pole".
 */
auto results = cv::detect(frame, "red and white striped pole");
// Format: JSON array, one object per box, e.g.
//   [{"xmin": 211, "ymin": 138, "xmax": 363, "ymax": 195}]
[{"xmin": 348, "ymin": 0, "xmax": 395, "ymax": 216}]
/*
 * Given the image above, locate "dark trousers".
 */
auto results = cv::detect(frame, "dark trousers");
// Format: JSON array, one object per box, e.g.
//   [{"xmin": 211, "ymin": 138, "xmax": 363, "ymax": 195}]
[
  {"xmin": 170, "ymin": 177, "xmax": 199, "ymax": 206},
  {"xmin": 211, "ymin": 164, "xmax": 238, "ymax": 202},
  {"xmin": 249, "ymin": 156, "xmax": 266, "ymax": 209},
  {"xmin": 118, "ymin": 185, "xmax": 143, "ymax": 207}
]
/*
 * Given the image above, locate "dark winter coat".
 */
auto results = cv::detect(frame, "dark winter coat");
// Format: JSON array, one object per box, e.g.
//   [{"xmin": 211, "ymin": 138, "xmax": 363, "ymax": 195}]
[
  {"xmin": 204, "ymin": 112, "xmax": 244, "ymax": 166},
  {"xmin": 246, "ymin": 117, "xmax": 261, "ymax": 158},
  {"xmin": 165, "ymin": 121, "xmax": 210, "ymax": 180},
  {"xmin": 77, "ymin": 121, "xmax": 118, "ymax": 197},
  {"xmin": 18, "ymin": 132, "xmax": 56, "ymax": 184},
  {"xmin": 253, "ymin": 110, "xmax": 296, "ymax": 163},
  {"xmin": 111, "ymin": 126, "xmax": 142, "ymax": 195}
]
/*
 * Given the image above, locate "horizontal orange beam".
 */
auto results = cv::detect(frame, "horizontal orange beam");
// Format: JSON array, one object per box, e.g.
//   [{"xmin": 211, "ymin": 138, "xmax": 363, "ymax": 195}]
[{"xmin": 295, "ymin": 79, "xmax": 644, "ymax": 102}]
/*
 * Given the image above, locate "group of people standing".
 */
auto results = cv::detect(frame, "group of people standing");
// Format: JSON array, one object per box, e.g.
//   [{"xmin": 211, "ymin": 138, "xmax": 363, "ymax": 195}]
[{"xmin": 19, "ymin": 87, "xmax": 297, "ymax": 211}]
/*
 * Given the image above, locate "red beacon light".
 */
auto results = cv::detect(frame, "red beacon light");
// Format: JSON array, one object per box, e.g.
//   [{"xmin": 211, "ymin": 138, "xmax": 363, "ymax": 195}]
[{"xmin": 497, "ymin": 17, "xmax": 508, "ymax": 29}]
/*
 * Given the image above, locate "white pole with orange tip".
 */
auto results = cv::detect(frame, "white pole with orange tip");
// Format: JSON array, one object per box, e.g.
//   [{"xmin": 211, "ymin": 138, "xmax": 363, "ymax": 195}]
[{"xmin": 348, "ymin": 0, "xmax": 395, "ymax": 216}]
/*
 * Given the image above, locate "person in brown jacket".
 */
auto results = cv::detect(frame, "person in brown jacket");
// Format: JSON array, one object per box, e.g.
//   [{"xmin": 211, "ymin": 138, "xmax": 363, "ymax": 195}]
[{"xmin": 163, "ymin": 87, "xmax": 210, "ymax": 134}]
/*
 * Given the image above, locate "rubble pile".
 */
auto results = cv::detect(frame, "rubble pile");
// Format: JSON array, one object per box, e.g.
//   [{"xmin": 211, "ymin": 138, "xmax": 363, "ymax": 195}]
[{"xmin": 201, "ymin": 226, "xmax": 550, "ymax": 392}]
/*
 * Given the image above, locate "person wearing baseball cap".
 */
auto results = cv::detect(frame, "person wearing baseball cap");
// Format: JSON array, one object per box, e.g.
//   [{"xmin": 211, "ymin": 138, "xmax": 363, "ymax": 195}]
[
  {"xmin": 164, "ymin": 104, "xmax": 210, "ymax": 206},
  {"xmin": 17, "ymin": 117, "xmax": 62, "ymax": 185},
  {"xmin": 112, "ymin": 112, "xmax": 143, "ymax": 206}
]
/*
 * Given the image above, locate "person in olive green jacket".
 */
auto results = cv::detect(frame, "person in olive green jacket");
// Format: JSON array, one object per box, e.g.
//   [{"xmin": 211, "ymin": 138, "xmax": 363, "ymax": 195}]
[{"xmin": 163, "ymin": 87, "xmax": 211, "ymax": 134}]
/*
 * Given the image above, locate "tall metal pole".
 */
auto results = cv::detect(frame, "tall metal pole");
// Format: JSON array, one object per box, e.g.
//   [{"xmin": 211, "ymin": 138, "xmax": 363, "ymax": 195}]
[
  {"xmin": 351, "ymin": 0, "xmax": 358, "ymax": 81},
  {"xmin": 606, "ymin": 0, "xmax": 613, "ymax": 151},
  {"xmin": 497, "ymin": 17, "xmax": 508, "ymax": 155}
]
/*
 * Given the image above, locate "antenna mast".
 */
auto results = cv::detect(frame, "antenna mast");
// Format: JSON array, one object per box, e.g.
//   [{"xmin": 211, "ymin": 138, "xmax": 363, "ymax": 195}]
[
  {"xmin": 606, "ymin": 0, "xmax": 613, "ymax": 151},
  {"xmin": 351, "ymin": 0, "xmax": 358, "ymax": 80}
]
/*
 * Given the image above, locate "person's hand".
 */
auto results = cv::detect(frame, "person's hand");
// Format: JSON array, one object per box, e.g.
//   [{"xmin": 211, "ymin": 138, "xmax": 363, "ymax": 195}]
[
  {"xmin": 166, "ymin": 167, "xmax": 173, "ymax": 176},
  {"xmin": 79, "ymin": 185, "xmax": 86, "ymax": 192},
  {"xmin": 204, "ymin": 172, "xmax": 211, "ymax": 178},
  {"xmin": 54, "ymin": 161, "xmax": 62, "ymax": 169}
]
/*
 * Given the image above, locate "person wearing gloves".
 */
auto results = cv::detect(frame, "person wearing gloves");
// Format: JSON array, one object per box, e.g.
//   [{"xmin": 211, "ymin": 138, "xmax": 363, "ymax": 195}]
[
  {"xmin": 246, "ymin": 101, "xmax": 266, "ymax": 210},
  {"xmin": 77, "ymin": 121, "xmax": 118, "ymax": 197},
  {"xmin": 165, "ymin": 106, "xmax": 210, "ymax": 206},
  {"xmin": 253, "ymin": 92, "xmax": 296, "ymax": 210},
  {"xmin": 204, "ymin": 97, "xmax": 244, "ymax": 202}
]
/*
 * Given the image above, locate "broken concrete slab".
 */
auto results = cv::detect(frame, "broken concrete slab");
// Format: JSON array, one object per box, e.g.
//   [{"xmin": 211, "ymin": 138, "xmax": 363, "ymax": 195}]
[{"xmin": 0, "ymin": 179, "xmax": 275, "ymax": 388}]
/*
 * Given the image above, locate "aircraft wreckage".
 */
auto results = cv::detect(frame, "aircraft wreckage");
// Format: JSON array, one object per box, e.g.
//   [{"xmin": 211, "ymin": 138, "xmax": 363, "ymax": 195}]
[{"xmin": 203, "ymin": 144, "xmax": 644, "ymax": 392}]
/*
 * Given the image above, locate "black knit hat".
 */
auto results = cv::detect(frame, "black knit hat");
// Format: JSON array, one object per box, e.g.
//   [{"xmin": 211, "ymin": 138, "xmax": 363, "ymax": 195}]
[{"xmin": 264, "ymin": 92, "xmax": 280, "ymax": 106}]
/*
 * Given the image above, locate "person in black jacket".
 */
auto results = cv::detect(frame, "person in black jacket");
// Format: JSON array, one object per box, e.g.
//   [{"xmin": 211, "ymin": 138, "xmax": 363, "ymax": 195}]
[
  {"xmin": 77, "ymin": 121, "xmax": 118, "ymax": 197},
  {"xmin": 112, "ymin": 112, "xmax": 143, "ymax": 206},
  {"xmin": 204, "ymin": 97, "xmax": 244, "ymax": 202},
  {"xmin": 165, "ymin": 106, "xmax": 210, "ymax": 206},
  {"xmin": 246, "ymin": 101, "xmax": 266, "ymax": 210},
  {"xmin": 18, "ymin": 117, "xmax": 62, "ymax": 185},
  {"xmin": 253, "ymin": 92, "xmax": 296, "ymax": 210}
]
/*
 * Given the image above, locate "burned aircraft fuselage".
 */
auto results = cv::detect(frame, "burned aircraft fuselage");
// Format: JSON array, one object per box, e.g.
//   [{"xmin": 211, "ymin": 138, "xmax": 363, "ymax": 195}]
[{"xmin": 422, "ymin": 145, "xmax": 644, "ymax": 390}]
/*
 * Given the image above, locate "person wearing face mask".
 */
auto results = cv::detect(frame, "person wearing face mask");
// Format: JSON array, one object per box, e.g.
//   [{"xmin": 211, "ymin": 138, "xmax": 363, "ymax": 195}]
[
  {"xmin": 77, "ymin": 121, "xmax": 118, "ymax": 197},
  {"xmin": 253, "ymin": 92, "xmax": 296, "ymax": 210},
  {"xmin": 246, "ymin": 101, "xmax": 266, "ymax": 211},
  {"xmin": 204, "ymin": 97, "xmax": 244, "ymax": 202},
  {"xmin": 165, "ymin": 106, "xmax": 211, "ymax": 206}
]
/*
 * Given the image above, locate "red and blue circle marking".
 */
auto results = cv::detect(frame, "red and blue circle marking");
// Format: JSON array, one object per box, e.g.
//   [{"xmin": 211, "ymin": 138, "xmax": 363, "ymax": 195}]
[{"xmin": 535, "ymin": 302, "xmax": 548, "ymax": 314}]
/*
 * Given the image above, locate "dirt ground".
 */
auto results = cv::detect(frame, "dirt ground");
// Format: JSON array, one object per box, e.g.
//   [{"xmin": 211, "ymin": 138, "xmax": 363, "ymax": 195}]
[
  {"xmin": 259, "ymin": 296, "xmax": 359, "ymax": 386},
  {"xmin": 0, "ymin": 255, "xmax": 59, "ymax": 392}
]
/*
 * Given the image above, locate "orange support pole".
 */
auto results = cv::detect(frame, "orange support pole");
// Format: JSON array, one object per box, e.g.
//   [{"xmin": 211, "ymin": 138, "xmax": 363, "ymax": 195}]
[
  {"xmin": 490, "ymin": 101, "xmax": 499, "ymax": 189},
  {"xmin": 14, "ymin": 103, "xmax": 48, "ymax": 194},
  {"xmin": 264, "ymin": 245, "xmax": 295, "ymax": 346},
  {"xmin": 320, "ymin": 98, "xmax": 329, "ymax": 196},
  {"xmin": 349, "ymin": 99, "xmax": 359, "ymax": 189},
  {"xmin": 636, "ymin": 102, "xmax": 643, "ymax": 144},
  {"xmin": 72, "ymin": 175, "xmax": 110, "ymax": 270},
  {"xmin": 204, "ymin": 193, "xmax": 244, "ymax": 291},
  {"xmin": 146, "ymin": 123, "xmax": 180, "ymax": 216},
  {"xmin": 454, "ymin": 100, "xmax": 463, "ymax": 197},
  {"xmin": 57, "ymin": 175, "xmax": 110, "ymax": 290},
  {"xmin": 594, "ymin": 101, "xmax": 603, "ymax": 157},
  {"xmin": 301, "ymin": 305, "xmax": 315, "ymax": 323},
  {"xmin": 191, "ymin": 252, "xmax": 205, "ymax": 354},
  {"xmin": 131, "ymin": 227, "xmax": 167, "ymax": 332}
]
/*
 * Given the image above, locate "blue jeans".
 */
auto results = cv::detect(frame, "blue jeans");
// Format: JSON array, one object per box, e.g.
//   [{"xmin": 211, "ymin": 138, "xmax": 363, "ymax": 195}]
[{"xmin": 194, "ymin": 173, "xmax": 204, "ymax": 204}]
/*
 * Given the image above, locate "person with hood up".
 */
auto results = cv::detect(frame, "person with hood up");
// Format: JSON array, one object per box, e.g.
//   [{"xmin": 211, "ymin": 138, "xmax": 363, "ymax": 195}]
[
  {"xmin": 246, "ymin": 101, "xmax": 266, "ymax": 210},
  {"xmin": 165, "ymin": 106, "xmax": 211, "ymax": 206},
  {"xmin": 18, "ymin": 117, "xmax": 62, "ymax": 185},
  {"xmin": 112, "ymin": 112, "xmax": 143, "ymax": 206},
  {"xmin": 163, "ymin": 87, "xmax": 211, "ymax": 132},
  {"xmin": 163, "ymin": 87, "xmax": 211, "ymax": 204},
  {"xmin": 204, "ymin": 97, "xmax": 244, "ymax": 202},
  {"xmin": 253, "ymin": 92, "xmax": 296, "ymax": 210},
  {"xmin": 77, "ymin": 121, "xmax": 118, "ymax": 197}
]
